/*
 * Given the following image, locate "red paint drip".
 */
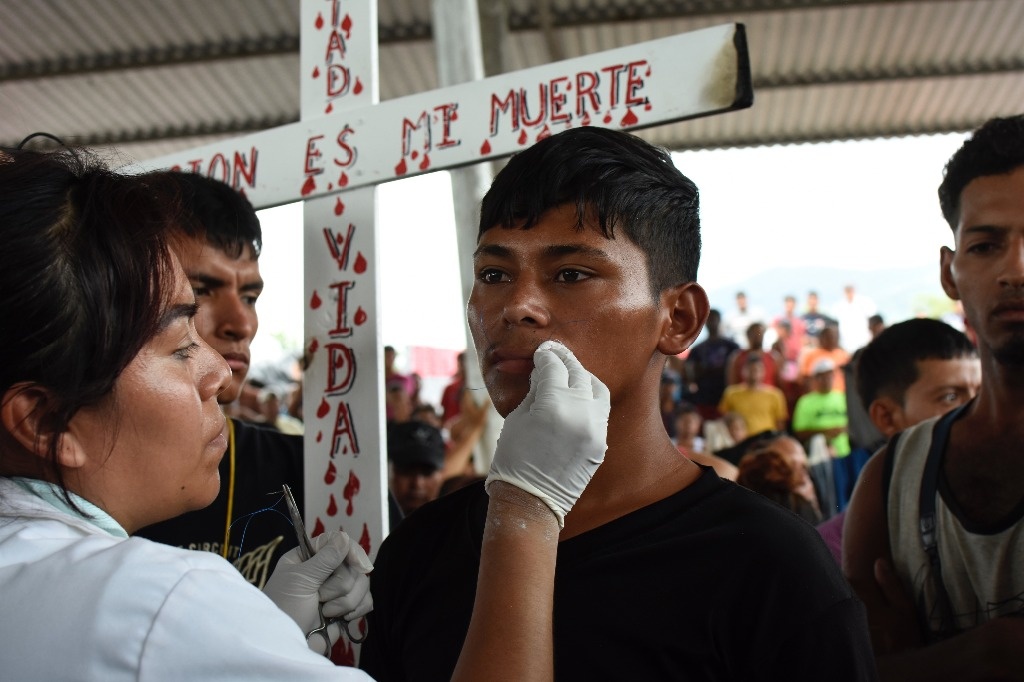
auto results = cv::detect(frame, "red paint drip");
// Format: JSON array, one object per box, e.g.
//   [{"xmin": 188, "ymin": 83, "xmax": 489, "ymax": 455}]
[
  {"xmin": 324, "ymin": 460, "xmax": 337, "ymax": 484},
  {"xmin": 312, "ymin": 518, "xmax": 325, "ymax": 536},
  {"xmin": 326, "ymin": 493, "xmax": 338, "ymax": 516},
  {"xmin": 410, "ymin": 150, "xmax": 418, "ymax": 160},
  {"xmin": 334, "ymin": 197, "xmax": 345, "ymax": 215},
  {"xmin": 359, "ymin": 523, "xmax": 371, "ymax": 556},
  {"xmin": 480, "ymin": 139, "xmax": 491, "ymax": 155},
  {"xmin": 325, "ymin": 102, "xmax": 333, "ymax": 114},
  {"xmin": 419, "ymin": 153, "xmax": 430, "ymax": 171},
  {"xmin": 646, "ymin": 66, "xmax": 652, "ymax": 77},
  {"xmin": 603, "ymin": 113, "xmax": 613, "ymax": 124},
  {"xmin": 353, "ymin": 252, "xmax": 367, "ymax": 274},
  {"xmin": 343, "ymin": 471, "xmax": 360, "ymax": 516},
  {"xmin": 620, "ymin": 108, "xmax": 639, "ymax": 126},
  {"xmin": 310, "ymin": 290, "xmax": 322, "ymax": 309},
  {"xmin": 645, "ymin": 102, "xmax": 652, "ymax": 111},
  {"xmin": 316, "ymin": 397, "xmax": 330, "ymax": 419},
  {"xmin": 338, "ymin": 171, "xmax": 349, "ymax": 187},
  {"xmin": 536, "ymin": 125, "xmax": 551, "ymax": 142},
  {"xmin": 582, "ymin": 112, "xmax": 591, "ymax": 125},
  {"xmin": 354, "ymin": 306, "xmax": 367, "ymax": 326},
  {"xmin": 308, "ymin": 338, "xmax": 319, "ymax": 354},
  {"xmin": 315, "ymin": 12, "xmax": 324, "ymax": 29},
  {"xmin": 311, "ymin": 66, "xmax": 320, "ymax": 79},
  {"xmin": 316, "ymin": 431, "xmax": 323, "ymax": 443},
  {"xmin": 330, "ymin": 635, "xmax": 355, "ymax": 666},
  {"xmin": 301, "ymin": 176, "xmax": 317, "ymax": 197},
  {"xmin": 353, "ymin": 77, "xmax": 363, "ymax": 95},
  {"xmin": 517, "ymin": 129, "xmax": 528, "ymax": 145},
  {"xmin": 341, "ymin": 13, "xmax": 352, "ymax": 37},
  {"xmin": 394, "ymin": 158, "xmax": 408, "ymax": 176}
]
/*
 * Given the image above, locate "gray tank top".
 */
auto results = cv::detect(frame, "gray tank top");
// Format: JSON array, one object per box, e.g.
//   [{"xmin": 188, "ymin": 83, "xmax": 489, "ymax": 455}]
[{"xmin": 886, "ymin": 407, "xmax": 1024, "ymax": 638}]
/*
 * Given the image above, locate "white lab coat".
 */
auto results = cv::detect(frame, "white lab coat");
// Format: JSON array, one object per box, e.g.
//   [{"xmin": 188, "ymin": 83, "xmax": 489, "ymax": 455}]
[{"xmin": 0, "ymin": 478, "xmax": 372, "ymax": 681}]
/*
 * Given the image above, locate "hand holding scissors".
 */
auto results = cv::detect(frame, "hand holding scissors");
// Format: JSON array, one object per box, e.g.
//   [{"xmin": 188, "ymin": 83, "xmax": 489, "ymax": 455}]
[{"xmin": 262, "ymin": 485, "xmax": 373, "ymax": 655}]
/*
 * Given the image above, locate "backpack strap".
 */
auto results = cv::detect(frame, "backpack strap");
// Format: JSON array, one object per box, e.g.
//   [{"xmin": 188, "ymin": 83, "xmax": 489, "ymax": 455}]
[{"xmin": 918, "ymin": 403, "xmax": 970, "ymax": 640}]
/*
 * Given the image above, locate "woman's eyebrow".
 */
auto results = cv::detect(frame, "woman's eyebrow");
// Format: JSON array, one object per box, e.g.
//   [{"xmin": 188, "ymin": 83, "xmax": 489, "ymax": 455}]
[{"xmin": 157, "ymin": 303, "xmax": 199, "ymax": 332}]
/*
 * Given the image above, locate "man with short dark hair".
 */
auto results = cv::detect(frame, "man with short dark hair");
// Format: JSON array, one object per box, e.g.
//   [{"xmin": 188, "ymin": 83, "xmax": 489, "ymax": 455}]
[
  {"xmin": 360, "ymin": 127, "xmax": 876, "ymax": 681},
  {"xmin": 817, "ymin": 318, "xmax": 979, "ymax": 565},
  {"xmin": 844, "ymin": 114, "xmax": 1024, "ymax": 680}
]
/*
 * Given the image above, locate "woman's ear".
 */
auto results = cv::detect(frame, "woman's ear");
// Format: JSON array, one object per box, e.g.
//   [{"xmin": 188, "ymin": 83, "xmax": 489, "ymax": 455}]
[
  {"xmin": 1, "ymin": 384, "xmax": 87, "ymax": 470},
  {"xmin": 658, "ymin": 282, "xmax": 711, "ymax": 356}
]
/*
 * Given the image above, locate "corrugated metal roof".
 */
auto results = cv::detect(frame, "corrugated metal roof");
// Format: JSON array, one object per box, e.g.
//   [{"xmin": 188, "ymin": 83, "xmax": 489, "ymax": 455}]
[{"xmin": 1, "ymin": 0, "xmax": 1022, "ymax": 161}]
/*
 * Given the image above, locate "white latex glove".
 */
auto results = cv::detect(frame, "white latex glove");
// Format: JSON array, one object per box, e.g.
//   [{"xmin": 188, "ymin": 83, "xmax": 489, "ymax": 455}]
[
  {"xmin": 485, "ymin": 340, "xmax": 610, "ymax": 527},
  {"xmin": 262, "ymin": 530, "xmax": 374, "ymax": 652}
]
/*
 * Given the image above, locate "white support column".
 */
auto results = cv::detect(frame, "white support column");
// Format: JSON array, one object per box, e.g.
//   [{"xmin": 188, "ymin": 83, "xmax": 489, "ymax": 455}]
[{"xmin": 432, "ymin": 0, "xmax": 501, "ymax": 472}]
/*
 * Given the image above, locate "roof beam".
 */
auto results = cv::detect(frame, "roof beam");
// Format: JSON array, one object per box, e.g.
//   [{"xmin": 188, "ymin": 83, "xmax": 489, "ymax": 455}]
[{"xmin": 0, "ymin": 0, "xmax": 956, "ymax": 82}]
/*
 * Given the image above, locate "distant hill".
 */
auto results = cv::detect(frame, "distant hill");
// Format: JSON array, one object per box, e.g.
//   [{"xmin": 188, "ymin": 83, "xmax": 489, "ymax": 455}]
[{"xmin": 704, "ymin": 263, "xmax": 953, "ymax": 326}]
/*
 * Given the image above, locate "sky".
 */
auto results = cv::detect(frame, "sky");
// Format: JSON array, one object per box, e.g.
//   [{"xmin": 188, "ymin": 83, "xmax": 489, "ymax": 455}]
[{"xmin": 251, "ymin": 131, "xmax": 970, "ymax": 374}]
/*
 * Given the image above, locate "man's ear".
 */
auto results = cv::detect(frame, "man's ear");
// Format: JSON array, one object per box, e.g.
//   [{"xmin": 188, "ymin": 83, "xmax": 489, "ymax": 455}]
[
  {"xmin": 868, "ymin": 397, "xmax": 904, "ymax": 438},
  {"xmin": 940, "ymin": 245, "xmax": 960, "ymax": 301},
  {"xmin": 658, "ymin": 282, "xmax": 710, "ymax": 356},
  {"xmin": 1, "ymin": 384, "xmax": 87, "ymax": 470}
]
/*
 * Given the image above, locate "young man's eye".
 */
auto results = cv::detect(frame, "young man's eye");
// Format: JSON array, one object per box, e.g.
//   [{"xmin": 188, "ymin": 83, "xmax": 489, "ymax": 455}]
[
  {"xmin": 965, "ymin": 242, "xmax": 997, "ymax": 254},
  {"xmin": 555, "ymin": 268, "xmax": 590, "ymax": 283},
  {"xmin": 477, "ymin": 268, "xmax": 507, "ymax": 284},
  {"xmin": 243, "ymin": 294, "xmax": 260, "ymax": 306},
  {"xmin": 174, "ymin": 342, "xmax": 200, "ymax": 360},
  {"xmin": 192, "ymin": 286, "xmax": 210, "ymax": 298}
]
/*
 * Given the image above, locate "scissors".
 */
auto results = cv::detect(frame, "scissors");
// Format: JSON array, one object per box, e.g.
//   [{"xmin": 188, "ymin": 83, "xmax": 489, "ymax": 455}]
[{"xmin": 281, "ymin": 484, "xmax": 367, "ymax": 651}]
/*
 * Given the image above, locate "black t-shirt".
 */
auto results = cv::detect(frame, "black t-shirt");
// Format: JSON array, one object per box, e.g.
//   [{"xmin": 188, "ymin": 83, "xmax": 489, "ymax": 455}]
[
  {"xmin": 360, "ymin": 470, "xmax": 878, "ymax": 682},
  {"xmin": 135, "ymin": 418, "xmax": 303, "ymax": 588}
]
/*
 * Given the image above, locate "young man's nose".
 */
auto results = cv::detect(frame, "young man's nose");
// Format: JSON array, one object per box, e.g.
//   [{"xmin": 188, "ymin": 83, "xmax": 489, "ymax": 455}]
[
  {"xmin": 998, "ymin": 240, "xmax": 1024, "ymax": 289},
  {"xmin": 218, "ymin": 296, "xmax": 256, "ymax": 340},
  {"xmin": 501, "ymin": 279, "xmax": 550, "ymax": 327}
]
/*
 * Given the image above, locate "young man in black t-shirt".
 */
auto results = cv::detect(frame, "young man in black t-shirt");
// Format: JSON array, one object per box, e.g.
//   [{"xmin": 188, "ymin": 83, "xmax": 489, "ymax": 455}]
[{"xmin": 359, "ymin": 127, "xmax": 878, "ymax": 681}]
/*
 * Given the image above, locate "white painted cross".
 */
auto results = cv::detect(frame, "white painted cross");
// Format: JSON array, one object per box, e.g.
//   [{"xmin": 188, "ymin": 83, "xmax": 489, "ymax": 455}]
[{"xmin": 129, "ymin": 0, "xmax": 751, "ymax": 656}]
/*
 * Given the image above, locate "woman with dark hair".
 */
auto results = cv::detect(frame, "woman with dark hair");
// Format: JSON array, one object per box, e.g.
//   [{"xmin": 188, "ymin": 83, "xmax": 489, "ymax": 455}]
[
  {"xmin": 737, "ymin": 441, "xmax": 823, "ymax": 524},
  {"xmin": 0, "ymin": 147, "xmax": 609, "ymax": 680}
]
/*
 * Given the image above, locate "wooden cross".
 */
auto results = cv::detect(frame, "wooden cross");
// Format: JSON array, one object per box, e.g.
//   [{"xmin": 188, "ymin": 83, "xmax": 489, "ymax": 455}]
[{"xmin": 130, "ymin": 0, "xmax": 751, "ymax": 600}]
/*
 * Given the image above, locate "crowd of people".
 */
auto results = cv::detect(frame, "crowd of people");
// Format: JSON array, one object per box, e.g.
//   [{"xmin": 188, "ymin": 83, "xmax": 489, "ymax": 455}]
[{"xmin": 2, "ymin": 113, "xmax": 1023, "ymax": 681}]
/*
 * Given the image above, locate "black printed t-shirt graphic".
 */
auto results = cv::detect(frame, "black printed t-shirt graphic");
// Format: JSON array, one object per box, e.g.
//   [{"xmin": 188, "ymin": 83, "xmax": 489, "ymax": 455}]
[
  {"xmin": 359, "ymin": 470, "xmax": 878, "ymax": 682},
  {"xmin": 136, "ymin": 419, "xmax": 304, "ymax": 589}
]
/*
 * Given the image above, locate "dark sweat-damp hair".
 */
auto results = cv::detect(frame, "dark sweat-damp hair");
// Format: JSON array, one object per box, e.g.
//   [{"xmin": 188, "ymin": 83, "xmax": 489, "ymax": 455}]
[
  {"xmin": 938, "ymin": 114, "xmax": 1024, "ymax": 232},
  {"xmin": 478, "ymin": 126, "xmax": 701, "ymax": 296},
  {"xmin": 855, "ymin": 318, "xmax": 977, "ymax": 411},
  {"xmin": 146, "ymin": 170, "xmax": 262, "ymax": 259},
  {"xmin": 0, "ymin": 147, "xmax": 179, "ymax": 505}
]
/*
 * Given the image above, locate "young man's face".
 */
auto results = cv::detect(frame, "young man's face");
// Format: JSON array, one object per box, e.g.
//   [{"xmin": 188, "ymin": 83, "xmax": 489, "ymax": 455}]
[
  {"xmin": 175, "ymin": 237, "xmax": 263, "ymax": 404},
  {"xmin": 941, "ymin": 165, "xmax": 1024, "ymax": 365},
  {"xmin": 467, "ymin": 204, "xmax": 669, "ymax": 417},
  {"xmin": 888, "ymin": 357, "xmax": 981, "ymax": 434},
  {"xmin": 388, "ymin": 463, "xmax": 444, "ymax": 516}
]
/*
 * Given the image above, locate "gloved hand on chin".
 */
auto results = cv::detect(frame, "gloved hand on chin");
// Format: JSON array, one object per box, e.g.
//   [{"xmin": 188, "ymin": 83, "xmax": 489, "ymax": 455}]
[
  {"xmin": 262, "ymin": 530, "xmax": 374, "ymax": 653},
  {"xmin": 485, "ymin": 340, "xmax": 611, "ymax": 528}
]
